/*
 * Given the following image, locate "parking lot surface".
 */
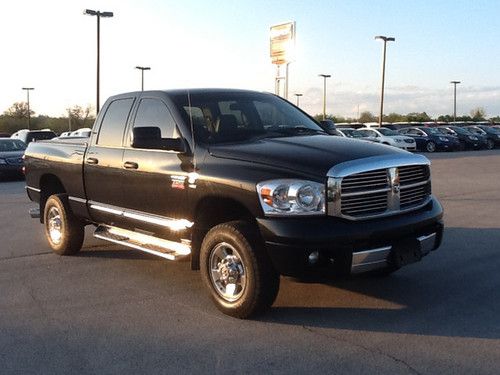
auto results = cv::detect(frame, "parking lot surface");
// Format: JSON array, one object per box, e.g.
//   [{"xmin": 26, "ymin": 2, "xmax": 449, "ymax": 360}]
[{"xmin": 1, "ymin": 150, "xmax": 499, "ymax": 374}]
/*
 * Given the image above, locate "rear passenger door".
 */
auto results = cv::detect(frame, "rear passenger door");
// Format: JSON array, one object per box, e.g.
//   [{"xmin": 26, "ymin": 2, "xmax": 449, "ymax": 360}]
[
  {"xmin": 84, "ymin": 97, "xmax": 135, "ymax": 226},
  {"xmin": 121, "ymin": 96, "xmax": 190, "ymax": 241}
]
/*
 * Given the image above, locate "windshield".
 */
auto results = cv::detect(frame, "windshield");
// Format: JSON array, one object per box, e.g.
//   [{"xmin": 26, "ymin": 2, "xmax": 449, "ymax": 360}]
[
  {"xmin": 0, "ymin": 139, "xmax": 26, "ymax": 152},
  {"xmin": 479, "ymin": 126, "xmax": 500, "ymax": 134},
  {"xmin": 341, "ymin": 129, "xmax": 356, "ymax": 137},
  {"xmin": 423, "ymin": 128, "xmax": 441, "ymax": 135},
  {"xmin": 170, "ymin": 91, "xmax": 325, "ymax": 144},
  {"xmin": 378, "ymin": 128, "xmax": 399, "ymax": 136},
  {"xmin": 450, "ymin": 126, "xmax": 472, "ymax": 135}
]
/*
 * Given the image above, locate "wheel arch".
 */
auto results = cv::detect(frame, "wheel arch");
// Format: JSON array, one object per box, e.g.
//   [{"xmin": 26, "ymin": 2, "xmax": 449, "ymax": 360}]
[
  {"xmin": 39, "ymin": 174, "xmax": 67, "ymax": 223},
  {"xmin": 190, "ymin": 196, "xmax": 259, "ymax": 271}
]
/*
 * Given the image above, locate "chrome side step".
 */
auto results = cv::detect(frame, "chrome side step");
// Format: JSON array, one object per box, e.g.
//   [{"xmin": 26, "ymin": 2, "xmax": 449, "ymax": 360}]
[{"xmin": 93, "ymin": 225, "xmax": 191, "ymax": 261}]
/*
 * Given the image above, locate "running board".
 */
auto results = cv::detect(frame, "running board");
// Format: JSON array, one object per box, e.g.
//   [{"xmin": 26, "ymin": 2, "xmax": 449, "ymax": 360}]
[{"xmin": 93, "ymin": 225, "xmax": 191, "ymax": 261}]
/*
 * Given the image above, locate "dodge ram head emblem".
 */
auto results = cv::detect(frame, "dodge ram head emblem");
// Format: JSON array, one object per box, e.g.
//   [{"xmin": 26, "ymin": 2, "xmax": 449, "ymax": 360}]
[{"xmin": 390, "ymin": 168, "xmax": 400, "ymax": 194}]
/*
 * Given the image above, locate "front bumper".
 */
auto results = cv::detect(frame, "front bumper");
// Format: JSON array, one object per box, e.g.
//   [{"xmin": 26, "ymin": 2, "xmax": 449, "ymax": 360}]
[{"xmin": 257, "ymin": 196, "xmax": 444, "ymax": 277}]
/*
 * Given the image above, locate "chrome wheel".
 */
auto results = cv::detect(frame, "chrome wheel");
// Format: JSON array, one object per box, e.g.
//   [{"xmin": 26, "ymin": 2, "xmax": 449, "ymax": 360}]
[
  {"xmin": 47, "ymin": 206, "xmax": 63, "ymax": 245},
  {"xmin": 209, "ymin": 242, "xmax": 246, "ymax": 302},
  {"xmin": 426, "ymin": 141, "xmax": 436, "ymax": 153}
]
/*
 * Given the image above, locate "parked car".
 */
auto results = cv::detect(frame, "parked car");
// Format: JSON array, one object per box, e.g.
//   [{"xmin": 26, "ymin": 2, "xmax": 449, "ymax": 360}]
[
  {"xmin": 335, "ymin": 128, "xmax": 359, "ymax": 138},
  {"xmin": 11, "ymin": 129, "xmax": 57, "ymax": 144},
  {"xmin": 437, "ymin": 126, "xmax": 487, "ymax": 150},
  {"xmin": 354, "ymin": 127, "xmax": 416, "ymax": 151},
  {"xmin": 24, "ymin": 89, "xmax": 443, "ymax": 318},
  {"xmin": 399, "ymin": 127, "xmax": 460, "ymax": 152},
  {"xmin": 0, "ymin": 138, "xmax": 26, "ymax": 178},
  {"xmin": 465, "ymin": 126, "xmax": 500, "ymax": 149},
  {"xmin": 70, "ymin": 128, "xmax": 92, "ymax": 137}
]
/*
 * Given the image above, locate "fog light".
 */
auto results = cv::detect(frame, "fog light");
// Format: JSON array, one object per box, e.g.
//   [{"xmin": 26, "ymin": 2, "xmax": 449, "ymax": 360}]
[{"xmin": 308, "ymin": 251, "xmax": 320, "ymax": 265}]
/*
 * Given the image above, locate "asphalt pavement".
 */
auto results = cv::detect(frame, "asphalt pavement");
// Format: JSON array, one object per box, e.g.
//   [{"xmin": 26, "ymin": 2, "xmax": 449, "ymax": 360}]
[{"xmin": 1, "ymin": 150, "xmax": 499, "ymax": 374}]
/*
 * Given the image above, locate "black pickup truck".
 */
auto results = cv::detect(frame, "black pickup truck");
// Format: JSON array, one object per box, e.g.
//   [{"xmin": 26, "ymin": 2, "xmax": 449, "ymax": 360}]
[{"xmin": 24, "ymin": 89, "xmax": 444, "ymax": 318}]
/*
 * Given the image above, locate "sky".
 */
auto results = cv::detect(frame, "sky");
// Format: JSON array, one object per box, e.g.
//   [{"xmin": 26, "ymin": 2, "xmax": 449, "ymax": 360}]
[{"xmin": 1, "ymin": 0, "xmax": 500, "ymax": 119}]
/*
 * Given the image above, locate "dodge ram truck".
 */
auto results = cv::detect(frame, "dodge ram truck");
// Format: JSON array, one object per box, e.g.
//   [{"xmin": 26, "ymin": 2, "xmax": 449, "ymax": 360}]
[{"xmin": 24, "ymin": 89, "xmax": 444, "ymax": 318}]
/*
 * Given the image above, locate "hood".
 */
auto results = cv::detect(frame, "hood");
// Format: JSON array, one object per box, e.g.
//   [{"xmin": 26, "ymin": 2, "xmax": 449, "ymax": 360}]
[{"xmin": 209, "ymin": 135, "xmax": 406, "ymax": 177}]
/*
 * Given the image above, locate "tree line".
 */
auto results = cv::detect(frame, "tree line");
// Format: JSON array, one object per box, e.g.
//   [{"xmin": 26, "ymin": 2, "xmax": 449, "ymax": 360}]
[
  {"xmin": 315, "ymin": 107, "xmax": 500, "ymax": 124},
  {"xmin": 1, "ymin": 101, "xmax": 499, "ymax": 136},
  {"xmin": 0, "ymin": 102, "xmax": 95, "ymax": 135}
]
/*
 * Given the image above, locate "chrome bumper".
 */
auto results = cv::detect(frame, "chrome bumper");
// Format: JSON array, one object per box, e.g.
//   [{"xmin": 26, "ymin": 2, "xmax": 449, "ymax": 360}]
[{"xmin": 351, "ymin": 232, "xmax": 437, "ymax": 273}]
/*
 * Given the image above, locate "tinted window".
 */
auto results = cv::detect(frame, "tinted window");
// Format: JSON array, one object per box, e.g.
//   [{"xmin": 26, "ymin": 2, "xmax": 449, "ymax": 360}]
[
  {"xmin": 0, "ymin": 139, "xmax": 26, "ymax": 151},
  {"xmin": 97, "ymin": 98, "xmax": 134, "ymax": 146},
  {"xmin": 378, "ymin": 128, "xmax": 399, "ymax": 136},
  {"xmin": 134, "ymin": 98, "xmax": 178, "ymax": 138},
  {"xmin": 170, "ymin": 91, "xmax": 324, "ymax": 144}
]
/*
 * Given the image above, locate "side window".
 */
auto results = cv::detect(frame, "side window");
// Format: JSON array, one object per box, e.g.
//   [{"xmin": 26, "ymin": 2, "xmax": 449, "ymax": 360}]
[
  {"xmin": 368, "ymin": 130, "xmax": 378, "ymax": 137},
  {"xmin": 97, "ymin": 98, "xmax": 134, "ymax": 147},
  {"xmin": 134, "ymin": 98, "xmax": 178, "ymax": 138}
]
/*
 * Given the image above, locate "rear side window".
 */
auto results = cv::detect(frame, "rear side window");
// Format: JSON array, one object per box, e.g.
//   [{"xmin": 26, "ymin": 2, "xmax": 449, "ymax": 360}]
[
  {"xmin": 97, "ymin": 98, "xmax": 134, "ymax": 147},
  {"xmin": 133, "ymin": 98, "xmax": 178, "ymax": 138}
]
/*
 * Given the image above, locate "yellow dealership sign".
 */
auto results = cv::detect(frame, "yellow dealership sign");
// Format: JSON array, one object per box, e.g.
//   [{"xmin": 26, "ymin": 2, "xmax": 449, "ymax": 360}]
[{"xmin": 270, "ymin": 22, "xmax": 295, "ymax": 65}]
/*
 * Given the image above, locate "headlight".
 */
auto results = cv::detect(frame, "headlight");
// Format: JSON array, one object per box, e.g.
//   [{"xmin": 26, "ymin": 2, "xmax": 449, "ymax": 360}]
[
  {"xmin": 439, "ymin": 136, "xmax": 448, "ymax": 142},
  {"xmin": 257, "ymin": 179, "xmax": 325, "ymax": 216},
  {"xmin": 0, "ymin": 158, "xmax": 6, "ymax": 165},
  {"xmin": 468, "ymin": 135, "xmax": 477, "ymax": 140}
]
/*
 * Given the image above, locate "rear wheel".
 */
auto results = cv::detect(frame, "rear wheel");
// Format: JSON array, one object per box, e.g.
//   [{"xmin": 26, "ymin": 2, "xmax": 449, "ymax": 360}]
[
  {"xmin": 200, "ymin": 221, "xmax": 280, "ymax": 318},
  {"xmin": 44, "ymin": 194, "xmax": 84, "ymax": 255},
  {"xmin": 426, "ymin": 141, "xmax": 436, "ymax": 153}
]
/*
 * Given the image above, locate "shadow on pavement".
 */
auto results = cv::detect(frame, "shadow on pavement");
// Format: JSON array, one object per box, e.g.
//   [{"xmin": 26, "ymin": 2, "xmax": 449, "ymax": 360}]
[{"xmin": 262, "ymin": 227, "xmax": 500, "ymax": 340}]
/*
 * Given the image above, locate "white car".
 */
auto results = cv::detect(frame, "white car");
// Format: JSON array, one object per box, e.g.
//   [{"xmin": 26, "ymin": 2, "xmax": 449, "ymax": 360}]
[{"xmin": 354, "ymin": 127, "xmax": 416, "ymax": 151}]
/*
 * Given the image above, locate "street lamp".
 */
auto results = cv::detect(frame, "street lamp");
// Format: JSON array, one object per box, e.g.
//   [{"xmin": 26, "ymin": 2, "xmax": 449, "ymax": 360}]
[
  {"xmin": 294, "ymin": 93, "xmax": 303, "ymax": 107},
  {"xmin": 84, "ymin": 9, "xmax": 114, "ymax": 115},
  {"xmin": 450, "ymin": 81, "xmax": 461, "ymax": 122},
  {"xmin": 22, "ymin": 87, "xmax": 34, "ymax": 130},
  {"xmin": 318, "ymin": 74, "xmax": 331, "ymax": 120},
  {"xmin": 135, "ymin": 66, "xmax": 151, "ymax": 91},
  {"xmin": 375, "ymin": 35, "xmax": 395, "ymax": 127}
]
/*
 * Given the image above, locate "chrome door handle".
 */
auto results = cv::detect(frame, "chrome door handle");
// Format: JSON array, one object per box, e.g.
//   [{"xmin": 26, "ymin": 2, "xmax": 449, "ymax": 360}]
[{"xmin": 86, "ymin": 157, "xmax": 99, "ymax": 165}]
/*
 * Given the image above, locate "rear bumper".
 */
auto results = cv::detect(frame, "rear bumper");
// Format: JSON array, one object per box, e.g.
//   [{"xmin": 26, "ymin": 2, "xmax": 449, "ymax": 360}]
[{"xmin": 257, "ymin": 196, "xmax": 444, "ymax": 277}]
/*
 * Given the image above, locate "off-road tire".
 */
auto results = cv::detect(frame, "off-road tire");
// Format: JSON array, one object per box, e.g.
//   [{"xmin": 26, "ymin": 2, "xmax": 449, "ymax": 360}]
[
  {"xmin": 200, "ymin": 221, "xmax": 280, "ymax": 319},
  {"xmin": 43, "ymin": 194, "xmax": 84, "ymax": 255}
]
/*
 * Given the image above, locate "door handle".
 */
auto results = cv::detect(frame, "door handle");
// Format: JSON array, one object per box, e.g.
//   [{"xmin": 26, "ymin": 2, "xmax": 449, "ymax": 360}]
[
  {"xmin": 86, "ymin": 157, "xmax": 99, "ymax": 165},
  {"xmin": 123, "ymin": 161, "xmax": 139, "ymax": 169}
]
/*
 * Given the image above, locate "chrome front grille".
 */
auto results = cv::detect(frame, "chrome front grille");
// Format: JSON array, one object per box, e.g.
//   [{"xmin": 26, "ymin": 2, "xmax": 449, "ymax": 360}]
[{"xmin": 327, "ymin": 154, "xmax": 432, "ymax": 220}]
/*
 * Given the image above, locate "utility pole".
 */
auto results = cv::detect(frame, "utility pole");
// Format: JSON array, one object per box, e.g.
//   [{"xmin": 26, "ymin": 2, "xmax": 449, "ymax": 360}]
[
  {"xmin": 294, "ymin": 93, "xmax": 303, "ymax": 107},
  {"xmin": 22, "ymin": 87, "xmax": 34, "ymax": 130},
  {"xmin": 135, "ymin": 66, "xmax": 151, "ymax": 91},
  {"xmin": 375, "ymin": 35, "xmax": 395, "ymax": 127},
  {"xmin": 84, "ymin": 9, "xmax": 114, "ymax": 115},
  {"xmin": 450, "ymin": 81, "xmax": 461, "ymax": 122},
  {"xmin": 318, "ymin": 74, "xmax": 331, "ymax": 120}
]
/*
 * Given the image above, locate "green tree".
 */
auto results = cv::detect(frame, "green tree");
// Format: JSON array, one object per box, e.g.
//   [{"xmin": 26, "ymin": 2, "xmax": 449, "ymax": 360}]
[
  {"xmin": 3, "ymin": 102, "xmax": 34, "ymax": 119},
  {"xmin": 470, "ymin": 107, "xmax": 486, "ymax": 121},
  {"xmin": 67, "ymin": 104, "xmax": 95, "ymax": 130},
  {"xmin": 359, "ymin": 111, "xmax": 376, "ymax": 123}
]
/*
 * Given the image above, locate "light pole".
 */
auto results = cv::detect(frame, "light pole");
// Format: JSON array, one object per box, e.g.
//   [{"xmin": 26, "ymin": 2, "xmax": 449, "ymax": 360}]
[
  {"xmin": 450, "ymin": 81, "xmax": 461, "ymax": 122},
  {"xmin": 22, "ymin": 87, "xmax": 34, "ymax": 130},
  {"xmin": 84, "ymin": 9, "xmax": 114, "ymax": 115},
  {"xmin": 318, "ymin": 74, "xmax": 331, "ymax": 120},
  {"xmin": 135, "ymin": 66, "xmax": 151, "ymax": 91},
  {"xmin": 294, "ymin": 93, "xmax": 303, "ymax": 107},
  {"xmin": 375, "ymin": 35, "xmax": 395, "ymax": 127}
]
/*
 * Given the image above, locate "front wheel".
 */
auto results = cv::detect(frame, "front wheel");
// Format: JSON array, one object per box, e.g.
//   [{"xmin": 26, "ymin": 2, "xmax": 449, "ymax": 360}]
[
  {"xmin": 486, "ymin": 139, "xmax": 495, "ymax": 150},
  {"xmin": 44, "ymin": 194, "xmax": 85, "ymax": 255},
  {"xmin": 426, "ymin": 141, "xmax": 436, "ymax": 153},
  {"xmin": 200, "ymin": 221, "xmax": 280, "ymax": 318}
]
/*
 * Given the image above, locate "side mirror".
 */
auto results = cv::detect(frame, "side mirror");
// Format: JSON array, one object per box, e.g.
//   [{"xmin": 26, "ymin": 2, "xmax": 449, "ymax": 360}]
[
  {"xmin": 319, "ymin": 120, "xmax": 337, "ymax": 135},
  {"xmin": 132, "ymin": 127, "xmax": 186, "ymax": 152}
]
